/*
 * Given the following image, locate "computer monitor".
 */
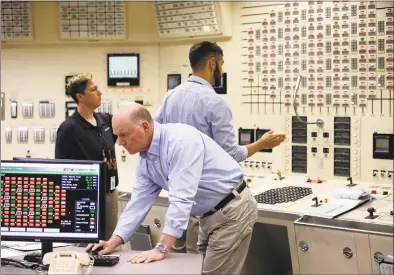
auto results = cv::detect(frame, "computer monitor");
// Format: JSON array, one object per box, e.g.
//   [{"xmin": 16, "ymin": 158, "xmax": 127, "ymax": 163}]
[
  {"xmin": 1, "ymin": 159, "xmax": 106, "ymax": 256},
  {"xmin": 167, "ymin": 74, "xmax": 181, "ymax": 90},
  {"xmin": 107, "ymin": 53, "xmax": 140, "ymax": 86}
]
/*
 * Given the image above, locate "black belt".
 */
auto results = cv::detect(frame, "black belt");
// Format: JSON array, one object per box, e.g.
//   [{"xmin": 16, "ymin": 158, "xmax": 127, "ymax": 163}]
[{"xmin": 202, "ymin": 180, "xmax": 247, "ymax": 218}]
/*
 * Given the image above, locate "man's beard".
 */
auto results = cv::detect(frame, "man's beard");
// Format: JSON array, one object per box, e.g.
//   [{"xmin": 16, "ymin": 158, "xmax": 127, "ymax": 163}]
[{"xmin": 213, "ymin": 61, "xmax": 222, "ymax": 87}]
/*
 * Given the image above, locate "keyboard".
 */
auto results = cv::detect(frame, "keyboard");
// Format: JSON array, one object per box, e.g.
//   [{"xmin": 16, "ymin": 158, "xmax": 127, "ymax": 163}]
[
  {"xmin": 91, "ymin": 255, "xmax": 119, "ymax": 267},
  {"xmin": 24, "ymin": 252, "xmax": 119, "ymax": 267}
]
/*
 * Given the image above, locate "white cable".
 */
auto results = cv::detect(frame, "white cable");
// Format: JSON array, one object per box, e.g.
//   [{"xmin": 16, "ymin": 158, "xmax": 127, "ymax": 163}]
[{"xmin": 84, "ymin": 256, "xmax": 95, "ymax": 275}]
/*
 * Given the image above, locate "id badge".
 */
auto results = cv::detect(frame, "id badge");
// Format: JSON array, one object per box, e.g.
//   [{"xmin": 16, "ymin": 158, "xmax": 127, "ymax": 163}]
[{"xmin": 110, "ymin": 176, "xmax": 116, "ymax": 191}]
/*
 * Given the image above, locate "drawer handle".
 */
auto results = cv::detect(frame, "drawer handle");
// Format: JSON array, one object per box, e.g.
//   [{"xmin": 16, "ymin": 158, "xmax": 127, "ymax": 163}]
[
  {"xmin": 343, "ymin": 247, "xmax": 353, "ymax": 259},
  {"xmin": 299, "ymin": 240, "xmax": 309, "ymax": 252}
]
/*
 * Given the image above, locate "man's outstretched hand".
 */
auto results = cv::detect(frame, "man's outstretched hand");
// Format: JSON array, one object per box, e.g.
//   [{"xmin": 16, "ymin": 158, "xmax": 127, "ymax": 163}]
[
  {"xmin": 259, "ymin": 130, "xmax": 286, "ymax": 149},
  {"xmin": 128, "ymin": 248, "xmax": 166, "ymax": 264}
]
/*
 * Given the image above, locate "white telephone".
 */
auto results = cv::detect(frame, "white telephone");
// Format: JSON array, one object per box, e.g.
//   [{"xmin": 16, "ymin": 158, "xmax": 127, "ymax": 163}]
[{"xmin": 42, "ymin": 251, "xmax": 93, "ymax": 275}]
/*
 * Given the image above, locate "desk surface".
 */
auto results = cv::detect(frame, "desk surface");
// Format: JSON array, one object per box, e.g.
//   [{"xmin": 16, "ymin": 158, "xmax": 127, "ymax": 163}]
[{"xmin": 1, "ymin": 247, "xmax": 203, "ymax": 274}]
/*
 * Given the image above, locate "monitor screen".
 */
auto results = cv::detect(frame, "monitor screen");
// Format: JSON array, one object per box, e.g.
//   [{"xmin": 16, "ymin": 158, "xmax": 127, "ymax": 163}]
[
  {"xmin": 167, "ymin": 74, "xmax": 181, "ymax": 90},
  {"xmin": 108, "ymin": 56, "xmax": 138, "ymax": 79},
  {"xmin": 375, "ymin": 138, "xmax": 390, "ymax": 153},
  {"xmin": 1, "ymin": 160, "xmax": 105, "ymax": 243},
  {"xmin": 240, "ymin": 132, "xmax": 252, "ymax": 144},
  {"xmin": 107, "ymin": 53, "xmax": 140, "ymax": 86}
]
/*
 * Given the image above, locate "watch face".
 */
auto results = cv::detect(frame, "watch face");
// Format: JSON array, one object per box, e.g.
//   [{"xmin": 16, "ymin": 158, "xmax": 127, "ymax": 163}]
[{"xmin": 156, "ymin": 243, "xmax": 166, "ymax": 253}]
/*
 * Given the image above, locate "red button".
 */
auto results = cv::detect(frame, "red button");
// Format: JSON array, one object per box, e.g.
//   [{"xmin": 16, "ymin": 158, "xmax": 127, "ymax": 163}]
[
  {"xmin": 246, "ymin": 179, "xmax": 252, "ymax": 183},
  {"xmin": 371, "ymin": 190, "xmax": 376, "ymax": 194}
]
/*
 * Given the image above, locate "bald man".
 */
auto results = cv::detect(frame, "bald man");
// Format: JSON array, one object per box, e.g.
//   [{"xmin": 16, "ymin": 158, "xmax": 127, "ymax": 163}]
[{"xmin": 87, "ymin": 103, "xmax": 257, "ymax": 274}]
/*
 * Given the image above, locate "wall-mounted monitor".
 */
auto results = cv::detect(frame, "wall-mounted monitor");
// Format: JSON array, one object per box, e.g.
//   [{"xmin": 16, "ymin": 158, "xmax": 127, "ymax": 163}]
[
  {"xmin": 65, "ymin": 101, "xmax": 78, "ymax": 118},
  {"xmin": 107, "ymin": 53, "xmax": 140, "ymax": 87},
  {"xmin": 65, "ymin": 75, "xmax": 77, "ymax": 96},
  {"xmin": 188, "ymin": 73, "xmax": 227, "ymax": 94},
  {"xmin": 256, "ymin": 128, "xmax": 273, "ymax": 153},
  {"xmin": 238, "ymin": 128, "xmax": 255, "ymax": 145},
  {"xmin": 212, "ymin": 72, "xmax": 227, "ymax": 94},
  {"xmin": 167, "ymin": 74, "xmax": 181, "ymax": 90},
  {"xmin": 373, "ymin": 133, "xmax": 393, "ymax": 159}
]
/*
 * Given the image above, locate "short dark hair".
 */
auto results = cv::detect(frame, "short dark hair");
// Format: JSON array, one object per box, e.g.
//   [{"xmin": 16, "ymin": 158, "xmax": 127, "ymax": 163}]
[
  {"xmin": 67, "ymin": 73, "xmax": 92, "ymax": 104},
  {"xmin": 189, "ymin": 41, "xmax": 223, "ymax": 71}
]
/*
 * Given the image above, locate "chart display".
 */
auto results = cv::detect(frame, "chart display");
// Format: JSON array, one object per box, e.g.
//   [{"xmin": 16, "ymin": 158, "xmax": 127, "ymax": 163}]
[{"xmin": 1, "ymin": 162, "xmax": 101, "ymax": 239}]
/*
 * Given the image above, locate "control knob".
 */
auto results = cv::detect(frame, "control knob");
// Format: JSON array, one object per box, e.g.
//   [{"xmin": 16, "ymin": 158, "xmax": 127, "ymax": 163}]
[
  {"xmin": 365, "ymin": 207, "xmax": 378, "ymax": 219},
  {"xmin": 346, "ymin": 177, "xmax": 357, "ymax": 187},
  {"xmin": 311, "ymin": 197, "xmax": 321, "ymax": 207}
]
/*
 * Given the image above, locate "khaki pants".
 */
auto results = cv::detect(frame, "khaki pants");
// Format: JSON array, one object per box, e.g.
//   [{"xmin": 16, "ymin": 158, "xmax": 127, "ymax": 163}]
[
  {"xmin": 197, "ymin": 187, "xmax": 257, "ymax": 275},
  {"xmin": 186, "ymin": 215, "xmax": 200, "ymax": 254},
  {"xmin": 76, "ymin": 189, "xmax": 119, "ymax": 246}
]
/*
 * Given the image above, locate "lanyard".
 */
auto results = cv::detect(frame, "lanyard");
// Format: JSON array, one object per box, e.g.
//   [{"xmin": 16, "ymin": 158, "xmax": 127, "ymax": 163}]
[{"xmin": 188, "ymin": 80, "xmax": 205, "ymax": 86}]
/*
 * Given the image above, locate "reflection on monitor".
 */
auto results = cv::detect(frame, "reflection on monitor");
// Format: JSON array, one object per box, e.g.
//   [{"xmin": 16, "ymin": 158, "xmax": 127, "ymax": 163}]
[
  {"xmin": 167, "ymin": 74, "xmax": 181, "ymax": 90},
  {"xmin": 240, "ymin": 133, "xmax": 251, "ymax": 144},
  {"xmin": 107, "ymin": 53, "xmax": 140, "ymax": 86},
  {"xmin": 238, "ymin": 128, "xmax": 254, "ymax": 145},
  {"xmin": 375, "ymin": 138, "xmax": 389, "ymax": 153},
  {"xmin": 1, "ymin": 159, "xmax": 106, "ymax": 255}
]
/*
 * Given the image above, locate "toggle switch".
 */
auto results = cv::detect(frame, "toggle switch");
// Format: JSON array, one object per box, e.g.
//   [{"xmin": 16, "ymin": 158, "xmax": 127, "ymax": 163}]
[
  {"xmin": 388, "ymin": 171, "xmax": 393, "ymax": 178},
  {"xmin": 380, "ymin": 170, "xmax": 386, "ymax": 177},
  {"xmin": 311, "ymin": 196, "xmax": 322, "ymax": 207},
  {"xmin": 372, "ymin": 170, "xmax": 378, "ymax": 177},
  {"xmin": 267, "ymin": 162, "xmax": 272, "ymax": 169},
  {"xmin": 346, "ymin": 177, "xmax": 357, "ymax": 187}
]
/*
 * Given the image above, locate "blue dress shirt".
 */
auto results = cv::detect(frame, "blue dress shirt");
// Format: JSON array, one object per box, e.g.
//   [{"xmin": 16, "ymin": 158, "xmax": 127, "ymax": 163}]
[
  {"xmin": 155, "ymin": 75, "xmax": 248, "ymax": 163},
  {"xmin": 113, "ymin": 122, "xmax": 244, "ymax": 241}
]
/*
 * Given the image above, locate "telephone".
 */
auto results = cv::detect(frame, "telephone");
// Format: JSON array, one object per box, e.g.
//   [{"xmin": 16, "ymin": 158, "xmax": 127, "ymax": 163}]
[{"xmin": 42, "ymin": 251, "xmax": 93, "ymax": 275}]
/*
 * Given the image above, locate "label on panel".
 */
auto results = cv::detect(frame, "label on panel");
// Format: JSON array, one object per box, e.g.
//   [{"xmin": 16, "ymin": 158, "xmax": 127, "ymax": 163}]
[
  {"xmin": 59, "ymin": 1, "xmax": 126, "ymax": 40},
  {"xmin": 1, "ymin": 1, "xmax": 33, "ymax": 41},
  {"xmin": 153, "ymin": 1, "xmax": 221, "ymax": 38}
]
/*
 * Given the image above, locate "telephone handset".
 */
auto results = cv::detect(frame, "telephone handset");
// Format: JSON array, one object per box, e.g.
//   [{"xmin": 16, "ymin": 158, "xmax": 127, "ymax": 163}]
[{"xmin": 42, "ymin": 251, "xmax": 93, "ymax": 275}]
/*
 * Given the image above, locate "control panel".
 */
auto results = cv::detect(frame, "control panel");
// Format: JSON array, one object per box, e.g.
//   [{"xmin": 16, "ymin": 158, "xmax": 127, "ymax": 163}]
[{"xmin": 238, "ymin": 1, "xmax": 393, "ymax": 184}]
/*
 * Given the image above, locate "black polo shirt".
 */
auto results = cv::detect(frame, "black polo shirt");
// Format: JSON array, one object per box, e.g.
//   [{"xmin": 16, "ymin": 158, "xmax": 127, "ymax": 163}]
[{"xmin": 55, "ymin": 111, "xmax": 119, "ymax": 192}]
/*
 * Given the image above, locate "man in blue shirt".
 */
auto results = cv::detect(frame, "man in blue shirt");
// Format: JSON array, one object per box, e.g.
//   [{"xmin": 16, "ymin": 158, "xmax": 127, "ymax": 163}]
[
  {"xmin": 87, "ymin": 103, "xmax": 257, "ymax": 274},
  {"xmin": 155, "ymin": 41, "xmax": 286, "ymax": 253}
]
